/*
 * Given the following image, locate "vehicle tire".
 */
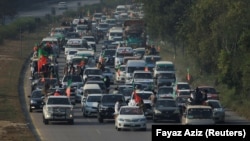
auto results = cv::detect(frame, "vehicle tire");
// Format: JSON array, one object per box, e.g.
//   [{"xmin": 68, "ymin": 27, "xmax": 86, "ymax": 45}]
[
  {"xmin": 97, "ymin": 114, "xmax": 104, "ymax": 123},
  {"xmin": 116, "ymin": 127, "xmax": 121, "ymax": 131},
  {"xmin": 83, "ymin": 109, "xmax": 88, "ymax": 117},
  {"xmin": 29, "ymin": 107, "xmax": 32, "ymax": 112},
  {"xmin": 68, "ymin": 119, "xmax": 74, "ymax": 125},
  {"xmin": 175, "ymin": 117, "xmax": 181, "ymax": 123},
  {"xmin": 152, "ymin": 114, "xmax": 157, "ymax": 123},
  {"xmin": 43, "ymin": 116, "xmax": 49, "ymax": 125},
  {"xmin": 141, "ymin": 128, "xmax": 147, "ymax": 131}
]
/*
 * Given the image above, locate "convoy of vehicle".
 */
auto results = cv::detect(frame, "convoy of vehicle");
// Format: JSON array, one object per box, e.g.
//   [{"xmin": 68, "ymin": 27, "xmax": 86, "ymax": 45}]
[{"xmin": 27, "ymin": 2, "xmax": 224, "ymax": 129}]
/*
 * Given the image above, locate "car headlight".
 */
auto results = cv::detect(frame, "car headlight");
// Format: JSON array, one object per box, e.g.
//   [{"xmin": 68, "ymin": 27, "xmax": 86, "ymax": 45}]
[
  {"xmin": 47, "ymin": 107, "xmax": 53, "ymax": 113},
  {"xmin": 154, "ymin": 109, "xmax": 161, "ymax": 114},
  {"xmin": 30, "ymin": 100, "xmax": 37, "ymax": 104}
]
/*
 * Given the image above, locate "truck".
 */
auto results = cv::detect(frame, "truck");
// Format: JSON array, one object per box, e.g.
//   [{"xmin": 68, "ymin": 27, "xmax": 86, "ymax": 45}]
[{"xmin": 123, "ymin": 19, "xmax": 146, "ymax": 48}]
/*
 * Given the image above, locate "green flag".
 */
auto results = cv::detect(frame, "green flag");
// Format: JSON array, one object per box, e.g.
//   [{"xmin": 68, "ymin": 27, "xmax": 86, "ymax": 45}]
[{"xmin": 38, "ymin": 48, "xmax": 49, "ymax": 58}]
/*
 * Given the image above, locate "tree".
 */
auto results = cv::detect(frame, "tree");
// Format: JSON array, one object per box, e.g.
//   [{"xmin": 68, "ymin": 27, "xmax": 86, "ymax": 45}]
[{"xmin": 0, "ymin": 0, "xmax": 18, "ymax": 25}]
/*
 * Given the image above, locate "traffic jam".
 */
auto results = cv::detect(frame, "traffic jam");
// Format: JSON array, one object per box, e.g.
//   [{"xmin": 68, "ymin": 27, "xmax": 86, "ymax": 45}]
[{"xmin": 27, "ymin": 3, "xmax": 224, "ymax": 130}]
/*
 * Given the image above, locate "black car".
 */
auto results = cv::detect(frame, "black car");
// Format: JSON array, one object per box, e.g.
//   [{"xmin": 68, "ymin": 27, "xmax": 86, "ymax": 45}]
[
  {"xmin": 152, "ymin": 99, "xmax": 181, "ymax": 123},
  {"xmin": 97, "ymin": 94, "xmax": 126, "ymax": 123},
  {"xmin": 28, "ymin": 90, "xmax": 44, "ymax": 112},
  {"xmin": 155, "ymin": 72, "xmax": 176, "ymax": 87}
]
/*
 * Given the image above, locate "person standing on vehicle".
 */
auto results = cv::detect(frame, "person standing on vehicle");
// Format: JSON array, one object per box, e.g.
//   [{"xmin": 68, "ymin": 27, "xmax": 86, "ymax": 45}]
[
  {"xmin": 54, "ymin": 89, "xmax": 61, "ymax": 96},
  {"xmin": 104, "ymin": 76, "xmax": 110, "ymax": 93},
  {"xmin": 149, "ymin": 90, "xmax": 157, "ymax": 107},
  {"xmin": 114, "ymin": 99, "xmax": 123, "ymax": 119}
]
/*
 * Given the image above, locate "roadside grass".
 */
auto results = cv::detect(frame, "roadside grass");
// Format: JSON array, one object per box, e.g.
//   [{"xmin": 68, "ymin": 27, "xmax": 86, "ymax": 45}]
[
  {"xmin": 160, "ymin": 42, "xmax": 250, "ymax": 120},
  {"xmin": 0, "ymin": 27, "xmax": 50, "ymax": 141}
]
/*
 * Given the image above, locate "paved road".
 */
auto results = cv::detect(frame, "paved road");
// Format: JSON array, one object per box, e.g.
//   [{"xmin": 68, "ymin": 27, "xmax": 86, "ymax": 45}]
[
  {"xmin": 23, "ymin": 39, "xmax": 250, "ymax": 141},
  {"xmin": 18, "ymin": 0, "xmax": 100, "ymax": 17}
]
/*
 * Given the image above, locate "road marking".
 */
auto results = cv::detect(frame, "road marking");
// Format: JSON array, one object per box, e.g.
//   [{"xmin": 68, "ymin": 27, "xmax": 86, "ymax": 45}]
[{"xmin": 96, "ymin": 129, "xmax": 101, "ymax": 134}]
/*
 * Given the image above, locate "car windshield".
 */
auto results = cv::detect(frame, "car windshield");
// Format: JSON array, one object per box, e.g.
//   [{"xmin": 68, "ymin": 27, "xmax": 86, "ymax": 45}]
[
  {"xmin": 77, "ymin": 26, "xmax": 88, "ymax": 30},
  {"xmin": 87, "ymin": 96, "xmax": 101, "ymax": 102},
  {"xmin": 84, "ymin": 37, "xmax": 95, "ymax": 42},
  {"xmin": 134, "ymin": 73, "xmax": 152, "ymax": 79},
  {"xmin": 120, "ymin": 107, "xmax": 144, "ymax": 115},
  {"xmin": 68, "ymin": 51, "xmax": 77, "ymax": 55},
  {"xmin": 176, "ymin": 97, "xmax": 188, "ymax": 103},
  {"xmin": 66, "ymin": 33, "xmax": 80, "ymax": 38},
  {"xmin": 156, "ymin": 64, "xmax": 174, "ymax": 71},
  {"xmin": 63, "ymin": 75, "xmax": 82, "ymax": 82},
  {"xmin": 119, "ymin": 88, "xmax": 133, "ymax": 96},
  {"xmin": 103, "ymin": 50, "xmax": 116, "ymax": 56},
  {"xmin": 158, "ymin": 73, "xmax": 175, "ymax": 79},
  {"xmin": 127, "ymin": 67, "xmax": 145, "ymax": 73},
  {"xmin": 117, "ymin": 52, "xmax": 133, "ymax": 58},
  {"xmin": 85, "ymin": 89, "xmax": 102, "ymax": 94},
  {"xmin": 99, "ymin": 24, "xmax": 109, "ymax": 28},
  {"xmin": 178, "ymin": 84, "xmax": 190, "ymax": 90},
  {"xmin": 187, "ymin": 108, "xmax": 212, "ymax": 119},
  {"xmin": 158, "ymin": 88, "xmax": 173, "ymax": 94},
  {"xmin": 47, "ymin": 98, "xmax": 70, "ymax": 105},
  {"xmin": 156, "ymin": 100, "xmax": 177, "ymax": 108},
  {"xmin": 133, "ymin": 93, "xmax": 151, "ymax": 100},
  {"xmin": 103, "ymin": 68, "xmax": 111, "ymax": 73},
  {"xmin": 31, "ymin": 91, "xmax": 43, "ymax": 98},
  {"xmin": 178, "ymin": 91, "xmax": 190, "ymax": 96},
  {"xmin": 85, "ymin": 69, "xmax": 102, "ymax": 75},
  {"xmin": 199, "ymin": 87, "xmax": 217, "ymax": 94},
  {"xmin": 145, "ymin": 57, "xmax": 161, "ymax": 64},
  {"xmin": 207, "ymin": 101, "xmax": 221, "ymax": 108},
  {"xmin": 102, "ymin": 95, "xmax": 123, "ymax": 103}
]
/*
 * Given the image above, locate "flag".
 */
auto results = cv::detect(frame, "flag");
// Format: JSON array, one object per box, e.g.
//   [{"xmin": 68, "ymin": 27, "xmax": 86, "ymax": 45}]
[
  {"xmin": 38, "ymin": 55, "xmax": 47, "ymax": 73},
  {"xmin": 38, "ymin": 48, "xmax": 48, "ymax": 58},
  {"xmin": 144, "ymin": 64, "xmax": 148, "ymax": 72},
  {"xmin": 134, "ymin": 89, "xmax": 142, "ymax": 104},
  {"xmin": 116, "ymin": 64, "xmax": 121, "ymax": 76},
  {"xmin": 187, "ymin": 68, "xmax": 191, "ymax": 81},
  {"xmin": 66, "ymin": 79, "xmax": 72, "ymax": 97}
]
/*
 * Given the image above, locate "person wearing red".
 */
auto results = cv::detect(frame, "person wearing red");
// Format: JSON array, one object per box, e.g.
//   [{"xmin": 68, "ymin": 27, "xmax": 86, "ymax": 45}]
[{"xmin": 54, "ymin": 89, "xmax": 61, "ymax": 96}]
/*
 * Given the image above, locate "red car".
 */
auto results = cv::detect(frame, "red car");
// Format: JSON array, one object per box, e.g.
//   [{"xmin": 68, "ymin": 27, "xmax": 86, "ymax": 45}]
[{"xmin": 198, "ymin": 86, "xmax": 220, "ymax": 100}]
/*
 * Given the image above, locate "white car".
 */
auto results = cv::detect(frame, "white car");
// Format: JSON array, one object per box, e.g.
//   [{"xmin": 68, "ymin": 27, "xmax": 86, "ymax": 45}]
[
  {"xmin": 115, "ymin": 106, "xmax": 147, "ymax": 131},
  {"xmin": 115, "ymin": 65, "xmax": 126, "ymax": 83},
  {"xmin": 42, "ymin": 96, "xmax": 74, "ymax": 125},
  {"xmin": 182, "ymin": 105, "xmax": 215, "ymax": 125},
  {"xmin": 82, "ymin": 36, "xmax": 96, "ymax": 51},
  {"xmin": 82, "ymin": 94, "xmax": 102, "ymax": 117}
]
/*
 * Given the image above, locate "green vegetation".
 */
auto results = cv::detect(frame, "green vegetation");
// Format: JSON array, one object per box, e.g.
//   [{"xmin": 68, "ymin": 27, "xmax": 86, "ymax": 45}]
[{"xmin": 141, "ymin": 0, "xmax": 250, "ymax": 119}]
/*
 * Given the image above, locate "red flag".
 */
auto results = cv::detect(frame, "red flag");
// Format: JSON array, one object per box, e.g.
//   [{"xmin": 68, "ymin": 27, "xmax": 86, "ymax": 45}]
[
  {"xmin": 134, "ymin": 90, "xmax": 142, "ymax": 104},
  {"xmin": 66, "ymin": 87, "xmax": 71, "ymax": 97},
  {"xmin": 144, "ymin": 66, "xmax": 148, "ymax": 72},
  {"xmin": 38, "ymin": 55, "xmax": 47, "ymax": 73}
]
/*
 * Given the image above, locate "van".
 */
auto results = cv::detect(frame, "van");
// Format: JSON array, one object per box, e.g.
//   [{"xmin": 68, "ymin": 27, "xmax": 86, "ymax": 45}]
[
  {"xmin": 182, "ymin": 105, "xmax": 215, "ymax": 125},
  {"xmin": 153, "ymin": 61, "xmax": 175, "ymax": 77},
  {"xmin": 107, "ymin": 27, "xmax": 123, "ymax": 41},
  {"xmin": 82, "ymin": 84, "xmax": 102, "ymax": 101},
  {"xmin": 114, "ymin": 47, "xmax": 134, "ymax": 68},
  {"xmin": 64, "ymin": 39, "xmax": 88, "ymax": 55},
  {"xmin": 125, "ymin": 60, "xmax": 146, "ymax": 84},
  {"xmin": 116, "ymin": 5, "xmax": 126, "ymax": 14}
]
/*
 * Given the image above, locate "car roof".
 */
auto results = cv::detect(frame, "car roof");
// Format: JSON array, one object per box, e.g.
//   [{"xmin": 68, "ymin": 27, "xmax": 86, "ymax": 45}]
[
  {"xmin": 83, "ymin": 84, "xmax": 101, "ymax": 89},
  {"xmin": 133, "ymin": 70, "xmax": 152, "ymax": 73},
  {"xmin": 87, "ymin": 94, "xmax": 103, "ymax": 97},
  {"xmin": 48, "ymin": 95, "xmax": 69, "ymax": 98},
  {"xmin": 186, "ymin": 105, "xmax": 212, "ymax": 109},
  {"xmin": 156, "ymin": 61, "xmax": 173, "ymax": 64},
  {"xmin": 177, "ymin": 82, "xmax": 189, "ymax": 85}
]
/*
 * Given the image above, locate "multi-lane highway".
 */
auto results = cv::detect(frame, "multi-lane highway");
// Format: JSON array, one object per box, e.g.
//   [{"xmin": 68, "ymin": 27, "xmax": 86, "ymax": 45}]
[
  {"xmin": 18, "ymin": 0, "xmax": 100, "ymax": 17},
  {"xmin": 19, "ymin": 1, "xmax": 250, "ymax": 141},
  {"xmin": 22, "ymin": 40, "xmax": 250, "ymax": 141}
]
